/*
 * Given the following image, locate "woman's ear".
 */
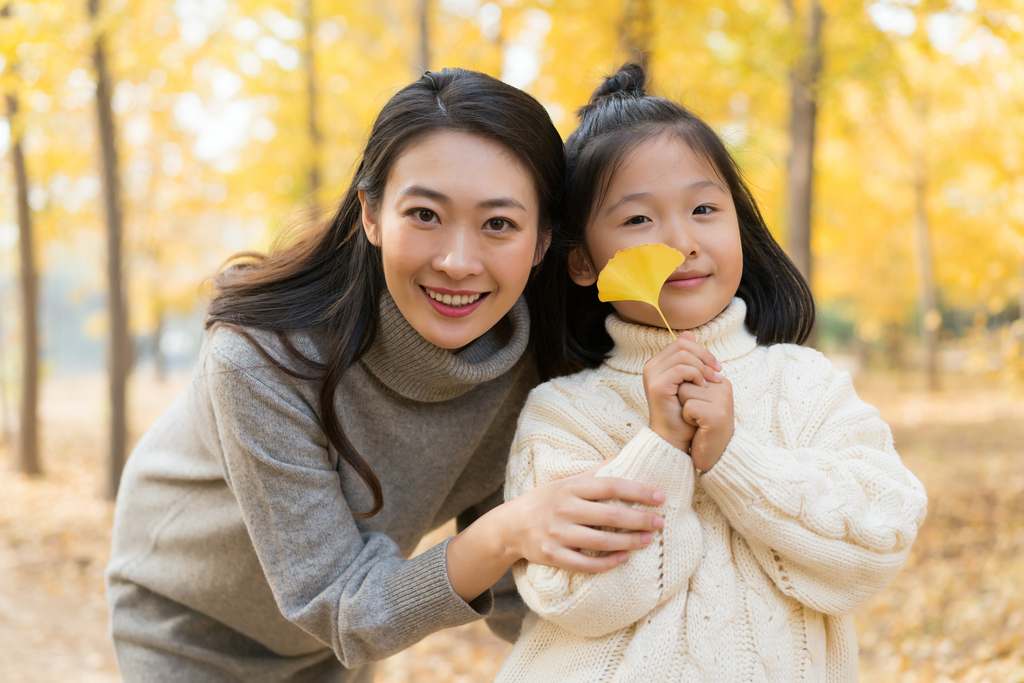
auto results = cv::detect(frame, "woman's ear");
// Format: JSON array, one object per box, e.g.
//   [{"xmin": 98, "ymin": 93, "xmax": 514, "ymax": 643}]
[
  {"xmin": 358, "ymin": 189, "xmax": 380, "ymax": 247},
  {"xmin": 568, "ymin": 247, "xmax": 598, "ymax": 286}
]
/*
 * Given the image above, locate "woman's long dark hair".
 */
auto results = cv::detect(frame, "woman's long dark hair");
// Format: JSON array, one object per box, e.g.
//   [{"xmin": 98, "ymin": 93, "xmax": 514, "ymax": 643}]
[
  {"xmin": 205, "ymin": 68, "xmax": 565, "ymax": 518},
  {"xmin": 535, "ymin": 63, "xmax": 814, "ymax": 371}
]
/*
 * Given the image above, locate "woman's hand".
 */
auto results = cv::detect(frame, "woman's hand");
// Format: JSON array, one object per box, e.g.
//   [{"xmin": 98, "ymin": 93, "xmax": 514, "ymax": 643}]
[
  {"xmin": 679, "ymin": 376, "xmax": 734, "ymax": 472},
  {"xmin": 643, "ymin": 331, "xmax": 722, "ymax": 451},
  {"xmin": 502, "ymin": 464, "xmax": 666, "ymax": 572},
  {"xmin": 445, "ymin": 463, "xmax": 666, "ymax": 601}
]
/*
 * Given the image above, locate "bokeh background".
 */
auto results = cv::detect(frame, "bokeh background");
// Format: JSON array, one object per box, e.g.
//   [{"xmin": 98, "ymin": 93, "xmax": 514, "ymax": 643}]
[{"xmin": 1, "ymin": 0, "xmax": 1023, "ymax": 681}]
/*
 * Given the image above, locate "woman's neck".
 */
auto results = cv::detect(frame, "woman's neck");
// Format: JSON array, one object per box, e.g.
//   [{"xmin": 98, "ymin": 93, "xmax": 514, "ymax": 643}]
[{"xmin": 360, "ymin": 290, "xmax": 530, "ymax": 402}]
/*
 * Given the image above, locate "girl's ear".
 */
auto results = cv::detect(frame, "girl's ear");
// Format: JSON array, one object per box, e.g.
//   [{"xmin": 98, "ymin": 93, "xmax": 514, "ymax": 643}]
[
  {"xmin": 358, "ymin": 189, "xmax": 380, "ymax": 247},
  {"xmin": 568, "ymin": 246, "xmax": 598, "ymax": 286}
]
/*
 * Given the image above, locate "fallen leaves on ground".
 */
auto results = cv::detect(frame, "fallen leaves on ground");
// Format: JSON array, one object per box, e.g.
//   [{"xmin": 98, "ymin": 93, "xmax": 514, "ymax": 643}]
[{"xmin": 0, "ymin": 370, "xmax": 1021, "ymax": 682}]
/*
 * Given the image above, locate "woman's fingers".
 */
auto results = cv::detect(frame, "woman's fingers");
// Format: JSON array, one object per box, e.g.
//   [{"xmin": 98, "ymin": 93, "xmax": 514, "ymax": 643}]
[
  {"xmin": 566, "ymin": 525, "xmax": 652, "ymax": 553},
  {"xmin": 572, "ymin": 474, "xmax": 666, "ymax": 508},
  {"xmin": 573, "ymin": 498, "xmax": 662, "ymax": 532},
  {"xmin": 511, "ymin": 470, "xmax": 669, "ymax": 570},
  {"xmin": 547, "ymin": 547, "xmax": 630, "ymax": 574}
]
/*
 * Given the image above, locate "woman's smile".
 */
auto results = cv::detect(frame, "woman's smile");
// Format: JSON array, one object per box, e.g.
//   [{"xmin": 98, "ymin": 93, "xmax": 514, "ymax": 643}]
[{"xmin": 422, "ymin": 286, "xmax": 490, "ymax": 317}]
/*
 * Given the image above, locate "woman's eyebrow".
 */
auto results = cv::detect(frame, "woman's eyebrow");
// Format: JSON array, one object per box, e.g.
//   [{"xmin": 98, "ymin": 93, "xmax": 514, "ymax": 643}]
[
  {"xmin": 479, "ymin": 197, "xmax": 527, "ymax": 211},
  {"xmin": 399, "ymin": 186, "xmax": 526, "ymax": 211},
  {"xmin": 400, "ymin": 185, "xmax": 451, "ymax": 203}
]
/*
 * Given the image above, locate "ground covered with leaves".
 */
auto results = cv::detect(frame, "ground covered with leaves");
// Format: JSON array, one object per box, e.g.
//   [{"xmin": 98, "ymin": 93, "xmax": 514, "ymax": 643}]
[{"xmin": 0, "ymin": 370, "xmax": 1021, "ymax": 682}]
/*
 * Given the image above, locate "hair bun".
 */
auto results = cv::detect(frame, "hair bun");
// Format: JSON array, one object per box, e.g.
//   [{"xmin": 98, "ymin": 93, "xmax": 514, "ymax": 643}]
[{"xmin": 589, "ymin": 63, "xmax": 647, "ymax": 104}]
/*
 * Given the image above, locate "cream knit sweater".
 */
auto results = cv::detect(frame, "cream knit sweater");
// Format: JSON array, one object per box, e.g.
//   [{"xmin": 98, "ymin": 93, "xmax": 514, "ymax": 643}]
[{"xmin": 498, "ymin": 299, "xmax": 927, "ymax": 683}]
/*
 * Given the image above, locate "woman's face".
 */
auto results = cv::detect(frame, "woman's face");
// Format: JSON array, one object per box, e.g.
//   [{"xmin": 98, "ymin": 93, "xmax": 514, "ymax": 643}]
[{"xmin": 361, "ymin": 130, "xmax": 545, "ymax": 349}]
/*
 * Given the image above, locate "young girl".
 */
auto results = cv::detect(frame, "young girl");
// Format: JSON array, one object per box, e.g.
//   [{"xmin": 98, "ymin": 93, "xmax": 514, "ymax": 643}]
[
  {"xmin": 498, "ymin": 64, "xmax": 928, "ymax": 682},
  {"xmin": 105, "ymin": 68, "xmax": 666, "ymax": 683}
]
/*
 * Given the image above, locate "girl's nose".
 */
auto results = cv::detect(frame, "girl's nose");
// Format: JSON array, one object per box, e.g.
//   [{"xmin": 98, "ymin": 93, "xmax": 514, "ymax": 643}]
[
  {"xmin": 433, "ymin": 229, "xmax": 484, "ymax": 281},
  {"xmin": 665, "ymin": 222, "xmax": 700, "ymax": 260}
]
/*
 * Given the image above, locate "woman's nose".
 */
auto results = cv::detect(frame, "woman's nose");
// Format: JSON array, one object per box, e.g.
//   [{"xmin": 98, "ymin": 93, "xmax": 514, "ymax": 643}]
[{"xmin": 433, "ymin": 229, "xmax": 484, "ymax": 280}]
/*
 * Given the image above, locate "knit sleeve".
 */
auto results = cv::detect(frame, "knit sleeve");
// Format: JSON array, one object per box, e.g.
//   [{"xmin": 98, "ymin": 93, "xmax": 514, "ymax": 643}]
[
  {"xmin": 202, "ymin": 330, "xmax": 492, "ymax": 667},
  {"xmin": 456, "ymin": 487, "xmax": 527, "ymax": 643},
  {"xmin": 506, "ymin": 384, "xmax": 703, "ymax": 638},
  {"xmin": 699, "ymin": 350, "xmax": 928, "ymax": 616}
]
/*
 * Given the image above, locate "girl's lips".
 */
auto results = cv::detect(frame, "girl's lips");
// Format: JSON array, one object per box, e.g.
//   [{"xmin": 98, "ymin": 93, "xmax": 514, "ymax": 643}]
[
  {"xmin": 421, "ymin": 287, "xmax": 490, "ymax": 318},
  {"xmin": 664, "ymin": 274, "xmax": 709, "ymax": 290}
]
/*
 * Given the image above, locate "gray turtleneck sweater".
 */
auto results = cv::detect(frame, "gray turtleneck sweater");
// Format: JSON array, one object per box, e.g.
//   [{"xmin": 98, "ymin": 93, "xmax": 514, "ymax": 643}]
[{"xmin": 106, "ymin": 293, "xmax": 538, "ymax": 681}]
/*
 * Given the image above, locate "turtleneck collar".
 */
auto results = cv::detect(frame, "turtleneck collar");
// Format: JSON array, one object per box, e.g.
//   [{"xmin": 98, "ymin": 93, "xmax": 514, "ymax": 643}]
[
  {"xmin": 360, "ymin": 290, "xmax": 531, "ymax": 402},
  {"xmin": 603, "ymin": 298, "xmax": 758, "ymax": 375}
]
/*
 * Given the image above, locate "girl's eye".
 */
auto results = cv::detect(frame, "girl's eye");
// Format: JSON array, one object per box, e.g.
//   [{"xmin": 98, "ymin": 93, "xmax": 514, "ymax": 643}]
[
  {"xmin": 693, "ymin": 205, "xmax": 715, "ymax": 216},
  {"xmin": 415, "ymin": 209, "xmax": 437, "ymax": 223},
  {"xmin": 625, "ymin": 215, "xmax": 650, "ymax": 225},
  {"xmin": 485, "ymin": 218, "xmax": 515, "ymax": 231}
]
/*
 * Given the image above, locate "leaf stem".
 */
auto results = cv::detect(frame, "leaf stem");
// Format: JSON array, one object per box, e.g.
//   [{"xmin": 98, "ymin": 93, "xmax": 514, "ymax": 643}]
[{"xmin": 654, "ymin": 306, "xmax": 676, "ymax": 341}]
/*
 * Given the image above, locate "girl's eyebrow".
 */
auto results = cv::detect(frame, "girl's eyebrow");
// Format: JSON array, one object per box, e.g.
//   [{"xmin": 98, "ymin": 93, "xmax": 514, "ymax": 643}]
[
  {"xmin": 399, "ymin": 186, "xmax": 526, "ymax": 211},
  {"xmin": 604, "ymin": 179, "xmax": 727, "ymax": 216},
  {"xmin": 688, "ymin": 179, "xmax": 726, "ymax": 193},
  {"xmin": 604, "ymin": 191, "xmax": 653, "ymax": 216}
]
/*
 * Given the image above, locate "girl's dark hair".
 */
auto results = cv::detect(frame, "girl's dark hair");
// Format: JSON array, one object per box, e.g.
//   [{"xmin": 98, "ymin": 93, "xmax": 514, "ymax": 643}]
[
  {"xmin": 205, "ymin": 68, "xmax": 565, "ymax": 518},
  {"xmin": 539, "ymin": 63, "xmax": 814, "ymax": 370}
]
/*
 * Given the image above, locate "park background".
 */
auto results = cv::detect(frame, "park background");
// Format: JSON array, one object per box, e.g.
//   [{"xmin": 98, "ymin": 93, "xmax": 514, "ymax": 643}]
[{"xmin": 1, "ymin": 0, "xmax": 1023, "ymax": 680}]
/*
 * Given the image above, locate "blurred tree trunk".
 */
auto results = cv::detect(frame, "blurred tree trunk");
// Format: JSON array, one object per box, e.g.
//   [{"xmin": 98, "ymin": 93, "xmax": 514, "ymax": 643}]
[
  {"xmin": 5, "ymin": 79, "xmax": 41, "ymax": 476},
  {"xmin": 621, "ymin": 0, "xmax": 652, "ymax": 71},
  {"xmin": 912, "ymin": 153, "xmax": 940, "ymax": 391},
  {"xmin": 90, "ymin": 0, "xmax": 129, "ymax": 499},
  {"xmin": 0, "ymin": 309, "xmax": 10, "ymax": 451},
  {"xmin": 152, "ymin": 306, "xmax": 166, "ymax": 383},
  {"xmin": 416, "ymin": 0, "xmax": 430, "ymax": 76},
  {"xmin": 303, "ymin": 0, "xmax": 320, "ymax": 201},
  {"xmin": 884, "ymin": 321, "xmax": 904, "ymax": 371},
  {"xmin": 1018, "ymin": 239, "xmax": 1024, "ymax": 328},
  {"xmin": 785, "ymin": 0, "xmax": 824, "ymax": 347}
]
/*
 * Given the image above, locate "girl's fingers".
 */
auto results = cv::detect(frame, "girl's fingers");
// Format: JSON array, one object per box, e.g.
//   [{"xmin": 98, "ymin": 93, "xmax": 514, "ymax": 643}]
[
  {"xmin": 681, "ymin": 395, "xmax": 730, "ymax": 429},
  {"xmin": 667, "ymin": 334, "xmax": 721, "ymax": 371},
  {"xmin": 655, "ymin": 347, "xmax": 721, "ymax": 385},
  {"xmin": 678, "ymin": 382, "xmax": 710, "ymax": 403},
  {"xmin": 649, "ymin": 352, "xmax": 711, "ymax": 388}
]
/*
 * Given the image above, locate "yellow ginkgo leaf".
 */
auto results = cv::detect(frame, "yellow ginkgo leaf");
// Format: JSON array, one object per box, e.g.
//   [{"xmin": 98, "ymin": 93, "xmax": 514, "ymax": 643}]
[{"xmin": 597, "ymin": 243, "xmax": 685, "ymax": 339}]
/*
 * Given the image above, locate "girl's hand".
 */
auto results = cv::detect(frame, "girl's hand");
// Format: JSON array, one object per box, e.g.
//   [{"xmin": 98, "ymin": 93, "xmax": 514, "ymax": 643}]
[
  {"xmin": 501, "ymin": 464, "xmax": 666, "ymax": 573},
  {"xmin": 643, "ymin": 331, "xmax": 722, "ymax": 451},
  {"xmin": 678, "ymin": 377, "xmax": 734, "ymax": 472}
]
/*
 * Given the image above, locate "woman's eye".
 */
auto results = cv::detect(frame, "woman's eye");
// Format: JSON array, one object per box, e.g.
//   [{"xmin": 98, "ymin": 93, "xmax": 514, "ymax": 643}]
[
  {"xmin": 414, "ymin": 209, "xmax": 437, "ymax": 222},
  {"xmin": 625, "ymin": 215, "xmax": 650, "ymax": 225},
  {"xmin": 485, "ymin": 218, "xmax": 514, "ymax": 231},
  {"xmin": 693, "ymin": 205, "xmax": 715, "ymax": 215}
]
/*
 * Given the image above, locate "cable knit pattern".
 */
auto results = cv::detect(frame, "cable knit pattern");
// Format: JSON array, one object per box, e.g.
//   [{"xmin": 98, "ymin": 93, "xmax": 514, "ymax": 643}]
[{"xmin": 498, "ymin": 298, "xmax": 927, "ymax": 683}]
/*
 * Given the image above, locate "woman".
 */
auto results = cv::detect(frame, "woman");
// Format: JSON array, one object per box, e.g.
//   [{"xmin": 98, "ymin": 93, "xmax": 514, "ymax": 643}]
[{"xmin": 106, "ymin": 68, "xmax": 666, "ymax": 682}]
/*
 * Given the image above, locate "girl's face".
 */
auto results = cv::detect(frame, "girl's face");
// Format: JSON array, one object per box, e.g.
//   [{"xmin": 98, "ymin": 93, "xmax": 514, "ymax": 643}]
[
  {"xmin": 570, "ymin": 132, "xmax": 743, "ymax": 331},
  {"xmin": 361, "ymin": 130, "xmax": 545, "ymax": 349}
]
